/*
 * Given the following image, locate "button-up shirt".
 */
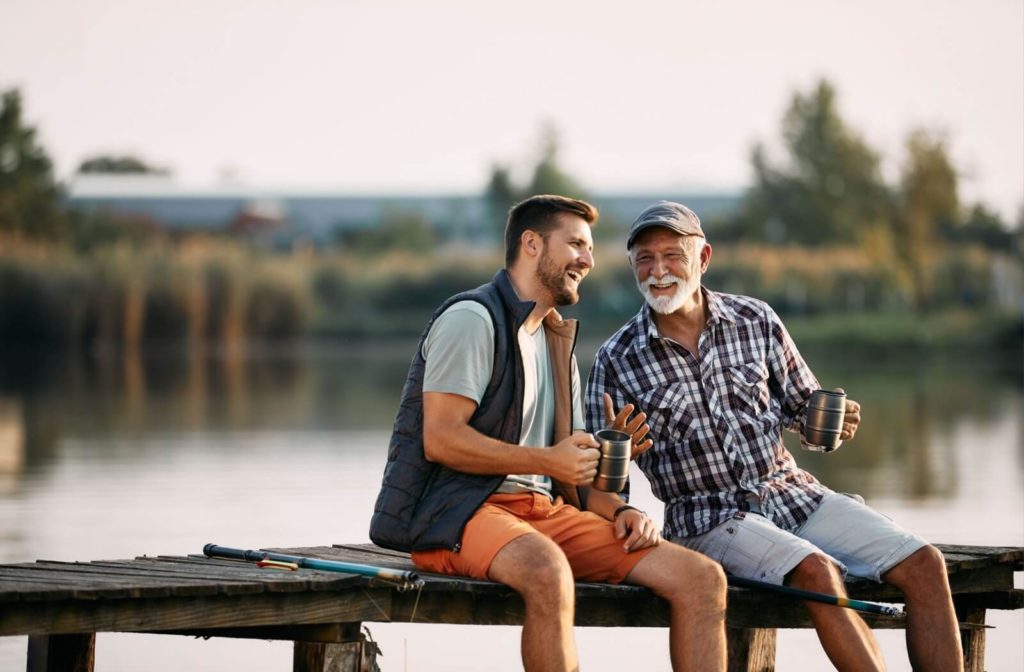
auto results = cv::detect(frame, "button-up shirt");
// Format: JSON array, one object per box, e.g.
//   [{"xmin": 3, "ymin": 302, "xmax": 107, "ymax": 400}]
[{"xmin": 585, "ymin": 288, "xmax": 829, "ymax": 539}]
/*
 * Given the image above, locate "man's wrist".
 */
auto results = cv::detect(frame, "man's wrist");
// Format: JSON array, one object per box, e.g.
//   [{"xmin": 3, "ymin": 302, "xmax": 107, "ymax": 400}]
[{"xmin": 613, "ymin": 504, "xmax": 642, "ymax": 520}]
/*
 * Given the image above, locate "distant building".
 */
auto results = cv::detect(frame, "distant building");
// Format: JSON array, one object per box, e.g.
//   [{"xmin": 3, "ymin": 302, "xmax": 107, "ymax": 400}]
[{"xmin": 66, "ymin": 175, "xmax": 741, "ymax": 247}]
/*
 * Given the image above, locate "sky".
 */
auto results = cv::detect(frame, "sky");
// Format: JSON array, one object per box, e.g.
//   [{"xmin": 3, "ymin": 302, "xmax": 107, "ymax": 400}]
[{"xmin": 2, "ymin": 0, "xmax": 1022, "ymax": 219}]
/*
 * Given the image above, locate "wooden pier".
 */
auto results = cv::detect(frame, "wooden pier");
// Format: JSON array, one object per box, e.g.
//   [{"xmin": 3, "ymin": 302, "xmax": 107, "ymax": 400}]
[{"xmin": 1, "ymin": 543, "xmax": 1020, "ymax": 672}]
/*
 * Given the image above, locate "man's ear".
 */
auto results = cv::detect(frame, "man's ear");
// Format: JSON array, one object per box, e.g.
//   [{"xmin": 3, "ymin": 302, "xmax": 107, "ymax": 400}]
[
  {"xmin": 521, "ymin": 229, "xmax": 542, "ymax": 258},
  {"xmin": 700, "ymin": 242, "xmax": 712, "ymax": 273}
]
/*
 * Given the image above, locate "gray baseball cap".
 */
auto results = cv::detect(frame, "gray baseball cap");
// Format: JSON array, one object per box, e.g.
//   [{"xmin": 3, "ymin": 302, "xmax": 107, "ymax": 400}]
[{"xmin": 627, "ymin": 201, "xmax": 704, "ymax": 249}]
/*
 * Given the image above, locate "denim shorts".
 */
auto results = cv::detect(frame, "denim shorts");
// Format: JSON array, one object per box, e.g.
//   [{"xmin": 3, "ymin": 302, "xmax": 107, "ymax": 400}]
[{"xmin": 670, "ymin": 492, "xmax": 927, "ymax": 585}]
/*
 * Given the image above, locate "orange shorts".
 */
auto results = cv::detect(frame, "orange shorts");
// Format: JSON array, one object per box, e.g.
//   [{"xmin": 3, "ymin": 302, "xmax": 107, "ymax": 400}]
[{"xmin": 411, "ymin": 493, "xmax": 655, "ymax": 583}]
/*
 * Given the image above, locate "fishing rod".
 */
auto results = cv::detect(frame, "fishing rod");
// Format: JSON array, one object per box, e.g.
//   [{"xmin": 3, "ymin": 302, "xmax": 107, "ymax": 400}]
[
  {"xmin": 203, "ymin": 543, "xmax": 424, "ymax": 591},
  {"xmin": 727, "ymin": 575, "xmax": 904, "ymax": 618}
]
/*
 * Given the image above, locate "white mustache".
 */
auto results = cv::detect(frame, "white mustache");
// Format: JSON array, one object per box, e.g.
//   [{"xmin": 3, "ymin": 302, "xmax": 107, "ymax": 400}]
[{"xmin": 642, "ymin": 273, "xmax": 683, "ymax": 289}]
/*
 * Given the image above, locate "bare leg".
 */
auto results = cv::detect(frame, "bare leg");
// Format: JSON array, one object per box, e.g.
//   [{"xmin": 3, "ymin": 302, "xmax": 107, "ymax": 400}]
[
  {"xmin": 624, "ymin": 543, "xmax": 727, "ymax": 672},
  {"xmin": 883, "ymin": 545, "xmax": 964, "ymax": 671},
  {"xmin": 787, "ymin": 554, "xmax": 886, "ymax": 672},
  {"xmin": 488, "ymin": 533, "xmax": 578, "ymax": 672}
]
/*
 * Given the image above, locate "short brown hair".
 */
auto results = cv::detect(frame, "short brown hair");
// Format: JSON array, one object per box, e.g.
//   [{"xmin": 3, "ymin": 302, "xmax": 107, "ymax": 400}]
[{"xmin": 503, "ymin": 195, "xmax": 599, "ymax": 267}]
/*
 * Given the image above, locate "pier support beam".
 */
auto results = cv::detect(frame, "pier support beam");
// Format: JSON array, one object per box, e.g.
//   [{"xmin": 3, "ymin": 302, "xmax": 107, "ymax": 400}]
[
  {"xmin": 293, "ymin": 624, "xmax": 380, "ymax": 672},
  {"xmin": 726, "ymin": 626, "xmax": 776, "ymax": 672},
  {"xmin": 956, "ymin": 605, "xmax": 987, "ymax": 672},
  {"xmin": 26, "ymin": 633, "xmax": 95, "ymax": 672}
]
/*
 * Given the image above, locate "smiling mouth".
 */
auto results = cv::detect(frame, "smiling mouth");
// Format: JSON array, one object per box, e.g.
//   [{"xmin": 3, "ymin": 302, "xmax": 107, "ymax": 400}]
[
  {"xmin": 566, "ymin": 270, "xmax": 583, "ymax": 285},
  {"xmin": 649, "ymin": 281, "xmax": 676, "ymax": 291}
]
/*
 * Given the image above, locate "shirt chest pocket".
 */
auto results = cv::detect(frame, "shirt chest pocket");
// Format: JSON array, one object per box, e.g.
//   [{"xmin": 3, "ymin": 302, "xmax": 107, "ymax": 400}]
[
  {"xmin": 725, "ymin": 362, "xmax": 771, "ymax": 417},
  {"xmin": 638, "ymin": 385, "xmax": 697, "ymax": 444}
]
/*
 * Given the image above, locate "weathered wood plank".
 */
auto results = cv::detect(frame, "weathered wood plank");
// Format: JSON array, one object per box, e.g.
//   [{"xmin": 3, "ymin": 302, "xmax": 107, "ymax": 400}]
[
  {"xmin": 0, "ymin": 588, "xmax": 392, "ymax": 637},
  {"xmin": 148, "ymin": 623, "xmax": 362, "ymax": 643},
  {"xmin": 0, "ymin": 542, "xmax": 1018, "ymax": 639}
]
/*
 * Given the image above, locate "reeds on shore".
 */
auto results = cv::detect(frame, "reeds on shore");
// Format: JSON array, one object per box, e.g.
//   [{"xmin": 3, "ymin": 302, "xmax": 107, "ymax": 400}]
[{"xmin": 0, "ymin": 236, "xmax": 1018, "ymax": 350}]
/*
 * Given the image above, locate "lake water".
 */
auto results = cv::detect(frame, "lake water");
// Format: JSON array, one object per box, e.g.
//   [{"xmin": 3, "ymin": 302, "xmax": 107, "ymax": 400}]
[{"xmin": 0, "ymin": 342, "xmax": 1021, "ymax": 671}]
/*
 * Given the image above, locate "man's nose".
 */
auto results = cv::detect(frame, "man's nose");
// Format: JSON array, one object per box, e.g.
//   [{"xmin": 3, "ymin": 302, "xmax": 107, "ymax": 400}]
[
  {"xmin": 651, "ymin": 255, "xmax": 668, "ymax": 277},
  {"xmin": 579, "ymin": 249, "xmax": 594, "ymax": 270}
]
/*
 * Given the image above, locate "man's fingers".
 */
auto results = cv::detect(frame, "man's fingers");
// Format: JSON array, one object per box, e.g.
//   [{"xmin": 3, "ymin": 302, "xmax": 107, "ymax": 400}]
[
  {"xmin": 630, "ymin": 421, "xmax": 650, "ymax": 442},
  {"xmin": 624, "ymin": 411, "xmax": 647, "ymax": 434},
  {"xmin": 603, "ymin": 393, "xmax": 616, "ymax": 425},
  {"xmin": 631, "ymin": 438, "xmax": 653, "ymax": 459},
  {"xmin": 614, "ymin": 515, "xmax": 629, "ymax": 540}
]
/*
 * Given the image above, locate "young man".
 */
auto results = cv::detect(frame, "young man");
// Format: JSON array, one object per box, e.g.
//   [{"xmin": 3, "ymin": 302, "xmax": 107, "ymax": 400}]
[
  {"xmin": 370, "ymin": 195, "xmax": 727, "ymax": 672},
  {"xmin": 585, "ymin": 200, "xmax": 964, "ymax": 672}
]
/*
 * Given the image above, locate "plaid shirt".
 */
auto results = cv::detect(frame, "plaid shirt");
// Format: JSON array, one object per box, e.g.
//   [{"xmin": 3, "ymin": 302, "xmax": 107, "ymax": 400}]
[{"xmin": 585, "ymin": 288, "xmax": 829, "ymax": 539}]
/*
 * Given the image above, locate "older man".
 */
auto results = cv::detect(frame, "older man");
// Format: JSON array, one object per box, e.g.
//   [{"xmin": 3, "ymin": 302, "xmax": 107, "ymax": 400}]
[{"xmin": 586, "ymin": 201, "xmax": 964, "ymax": 672}]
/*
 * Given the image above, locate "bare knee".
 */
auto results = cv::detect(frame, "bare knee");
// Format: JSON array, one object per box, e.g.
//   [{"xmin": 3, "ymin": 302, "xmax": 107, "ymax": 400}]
[
  {"xmin": 524, "ymin": 552, "xmax": 574, "ymax": 601},
  {"xmin": 884, "ymin": 544, "xmax": 949, "ymax": 593},
  {"xmin": 489, "ymin": 534, "xmax": 575, "ymax": 607},
  {"xmin": 648, "ymin": 546, "xmax": 727, "ymax": 607},
  {"xmin": 787, "ymin": 553, "xmax": 844, "ymax": 593}
]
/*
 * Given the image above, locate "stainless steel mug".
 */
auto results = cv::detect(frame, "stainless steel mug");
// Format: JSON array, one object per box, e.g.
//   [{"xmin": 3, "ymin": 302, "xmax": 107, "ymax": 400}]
[
  {"xmin": 593, "ymin": 428, "xmax": 631, "ymax": 492},
  {"xmin": 804, "ymin": 389, "xmax": 846, "ymax": 452}
]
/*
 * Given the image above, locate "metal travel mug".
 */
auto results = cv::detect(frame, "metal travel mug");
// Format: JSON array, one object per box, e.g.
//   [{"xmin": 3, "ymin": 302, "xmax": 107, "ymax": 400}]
[
  {"xmin": 592, "ymin": 428, "xmax": 631, "ymax": 492},
  {"xmin": 803, "ymin": 389, "xmax": 846, "ymax": 452}
]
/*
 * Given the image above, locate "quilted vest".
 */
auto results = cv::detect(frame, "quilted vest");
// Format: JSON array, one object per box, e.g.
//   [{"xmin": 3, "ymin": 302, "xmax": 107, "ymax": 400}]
[{"xmin": 369, "ymin": 269, "xmax": 580, "ymax": 552}]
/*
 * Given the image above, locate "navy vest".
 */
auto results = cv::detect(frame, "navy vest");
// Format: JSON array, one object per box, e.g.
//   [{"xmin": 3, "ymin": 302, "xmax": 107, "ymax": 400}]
[{"xmin": 369, "ymin": 269, "xmax": 578, "ymax": 552}]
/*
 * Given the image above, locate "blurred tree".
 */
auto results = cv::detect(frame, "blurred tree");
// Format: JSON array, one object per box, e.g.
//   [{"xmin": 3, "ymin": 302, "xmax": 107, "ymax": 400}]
[
  {"xmin": 953, "ymin": 203, "xmax": 1015, "ymax": 251},
  {"xmin": 732, "ymin": 80, "xmax": 890, "ymax": 246},
  {"xmin": 77, "ymin": 155, "xmax": 169, "ymax": 175},
  {"xmin": 482, "ymin": 123, "xmax": 589, "ymax": 240},
  {"xmin": 484, "ymin": 162, "xmax": 517, "ymax": 239},
  {"xmin": 525, "ymin": 123, "xmax": 587, "ymax": 199},
  {"xmin": 894, "ymin": 129, "xmax": 960, "ymax": 309},
  {"xmin": 0, "ymin": 89, "xmax": 65, "ymax": 240}
]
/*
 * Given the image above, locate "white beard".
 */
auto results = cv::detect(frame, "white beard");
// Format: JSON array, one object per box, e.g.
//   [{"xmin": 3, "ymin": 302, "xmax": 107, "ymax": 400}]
[{"xmin": 638, "ymin": 273, "xmax": 690, "ymax": 315}]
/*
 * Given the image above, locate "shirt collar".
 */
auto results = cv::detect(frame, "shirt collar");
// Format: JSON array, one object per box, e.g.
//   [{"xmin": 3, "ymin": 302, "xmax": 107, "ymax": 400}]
[
  {"xmin": 703, "ymin": 287, "xmax": 737, "ymax": 327},
  {"xmin": 633, "ymin": 286, "xmax": 736, "ymax": 351}
]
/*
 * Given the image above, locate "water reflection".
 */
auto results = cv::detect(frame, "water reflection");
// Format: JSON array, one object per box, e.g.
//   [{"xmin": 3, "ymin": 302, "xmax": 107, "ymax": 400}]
[
  {"xmin": 795, "ymin": 348, "xmax": 1022, "ymax": 501},
  {"xmin": 1, "ymin": 343, "xmax": 1019, "ymax": 502},
  {"xmin": 0, "ymin": 343, "xmax": 1020, "ymax": 672},
  {"xmin": 0, "ymin": 399, "xmax": 23, "ymax": 476}
]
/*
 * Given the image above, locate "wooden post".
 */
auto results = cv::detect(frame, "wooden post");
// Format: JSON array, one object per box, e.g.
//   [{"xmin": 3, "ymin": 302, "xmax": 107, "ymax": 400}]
[
  {"xmin": 726, "ymin": 626, "xmax": 776, "ymax": 672},
  {"xmin": 26, "ymin": 633, "xmax": 95, "ymax": 672},
  {"xmin": 293, "ymin": 630, "xmax": 380, "ymax": 672},
  {"xmin": 955, "ymin": 605, "xmax": 986, "ymax": 672}
]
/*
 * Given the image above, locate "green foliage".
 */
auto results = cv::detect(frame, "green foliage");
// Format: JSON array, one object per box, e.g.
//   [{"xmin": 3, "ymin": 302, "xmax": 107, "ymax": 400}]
[
  {"xmin": 0, "ymin": 250, "xmax": 88, "ymax": 343},
  {"xmin": 893, "ymin": 129, "xmax": 961, "ymax": 309},
  {"xmin": 482, "ymin": 123, "xmax": 590, "ymax": 239},
  {"xmin": 69, "ymin": 209, "xmax": 164, "ymax": 252},
  {"xmin": 334, "ymin": 209, "xmax": 437, "ymax": 254},
  {"xmin": 484, "ymin": 163, "xmax": 517, "ymax": 235},
  {"xmin": 0, "ymin": 237, "xmax": 1016, "ymax": 349},
  {"xmin": 731, "ymin": 81, "xmax": 889, "ymax": 246},
  {"xmin": 77, "ymin": 154, "xmax": 169, "ymax": 175},
  {"xmin": 525, "ymin": 123, "xmax": 587, "ymax": 199},
  {"xmin": 952, "ymin": 204, "xmax": 1018, "ymax": 250},
  {"xmin": 724, "ymin": 80, "xmax": 1018, "ymax": 313},
  {"xmin": 0, "ymin": 89, "xmax": 65, "ymax": 240},
  {"xmin": 245, "ymin": 265, "xmax": 311, "ymax": 341}
]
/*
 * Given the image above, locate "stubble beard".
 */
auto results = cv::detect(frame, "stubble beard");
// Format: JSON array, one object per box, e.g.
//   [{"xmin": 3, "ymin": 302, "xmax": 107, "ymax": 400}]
[{"xmin": 538, "ymin": 249, "xmax": 580, "ymax": 307}]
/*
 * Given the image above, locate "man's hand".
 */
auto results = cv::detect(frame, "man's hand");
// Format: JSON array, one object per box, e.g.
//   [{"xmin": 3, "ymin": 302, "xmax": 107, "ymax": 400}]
[
  {"xmin": 615, "ymin": 508, "xmax": 661, "ymax": 552},
  {"xmin": 544, "ymin": 433, "xmax": 601, "ymax": 485},
  {"xmin": 603, "ymin": 392, "xmax": 653, "ymax": 458},
  {"xmin": 835, "ymin": 387, "xmax": 861, "ymax": 441}
]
